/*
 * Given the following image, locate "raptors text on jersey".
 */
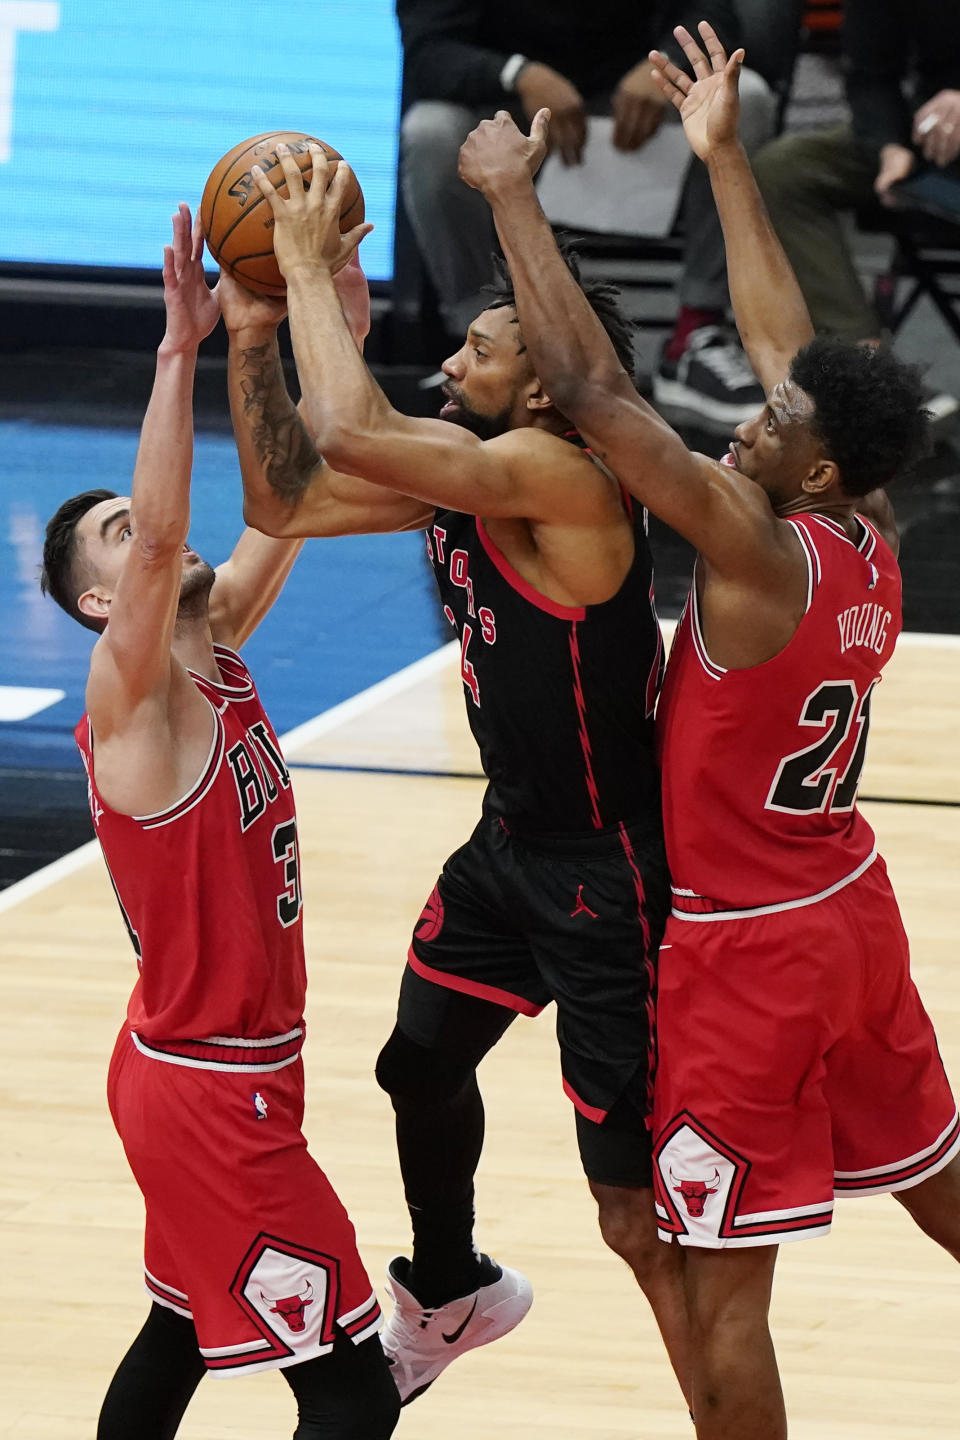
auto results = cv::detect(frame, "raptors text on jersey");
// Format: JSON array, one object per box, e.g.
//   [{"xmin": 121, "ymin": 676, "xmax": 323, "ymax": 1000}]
[{"xmin": 426, "ymin": 483, "xmax": 663, "ymax": 836}]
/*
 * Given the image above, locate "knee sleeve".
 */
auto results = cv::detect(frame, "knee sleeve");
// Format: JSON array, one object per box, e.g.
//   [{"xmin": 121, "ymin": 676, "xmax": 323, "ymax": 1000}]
[
  {"xmin": 375, "ymin": 1024, "xmax": 477, "ymax": 1108},
  {"xmin": 283, "ymin": 1333, "xmax": 400, "ymax": 1439}
]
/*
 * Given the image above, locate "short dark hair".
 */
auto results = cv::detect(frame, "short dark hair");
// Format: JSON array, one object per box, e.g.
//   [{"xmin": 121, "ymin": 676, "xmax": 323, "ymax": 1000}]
[
  {"xmin": 485, "ymin": 240, "xmax": 635, "ymax": 379},
  {"xmin": 789, "ymin": 336, "xmax": 930, "ymax": 497},
  {"xmin": 40, "ymin": 489, "xmax": 118, "ymax": 632}
]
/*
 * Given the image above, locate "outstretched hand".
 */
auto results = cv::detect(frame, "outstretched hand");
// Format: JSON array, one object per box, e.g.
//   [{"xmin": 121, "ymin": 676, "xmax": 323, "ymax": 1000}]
[
  {"xmin": 648, "ymin": 21, "xmax": 744, "ymax": 163},
  {"xmin": 161, "ymin": 204, "xmax": 220, "ymax": 353},
  {"xmin": 458, "ymin": 108, "xmax": 550, "ymax": 197},
  {"xmin": 252, "ymin": 144, "xmax": 373, "ymax": 281}
]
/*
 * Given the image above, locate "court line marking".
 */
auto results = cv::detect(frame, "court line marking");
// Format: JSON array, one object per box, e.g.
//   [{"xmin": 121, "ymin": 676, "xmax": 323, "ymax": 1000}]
[
  {"xmin": 0, "ymin": 685, "xmax": 65, "ymax": 721},
  {"xmin": 0, "ymin": 642, "xmax": 458, "ymax": 916},
  {"xmin": 1, "ymin": 626, "xmax": 957, "ymax": 915},
  {"xmin": 283, "ymin": 760, "xmax": 960, "ymax": 809},
  {"xmin": 277, "ymin": 642, "xmax": 457, "ymax": 753}
]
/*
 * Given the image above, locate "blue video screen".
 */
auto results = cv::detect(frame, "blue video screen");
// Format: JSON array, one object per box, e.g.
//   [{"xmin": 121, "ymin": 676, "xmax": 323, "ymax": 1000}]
[{"xmin": 0, "ymin": 0, "xmax": 401, "ymax": 281}]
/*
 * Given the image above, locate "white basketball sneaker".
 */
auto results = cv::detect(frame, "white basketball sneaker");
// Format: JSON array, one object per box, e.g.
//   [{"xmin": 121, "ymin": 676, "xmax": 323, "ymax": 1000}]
[{"xmin": 381, "ymin": 1255, "xmax": 533, "ymax": 1405}]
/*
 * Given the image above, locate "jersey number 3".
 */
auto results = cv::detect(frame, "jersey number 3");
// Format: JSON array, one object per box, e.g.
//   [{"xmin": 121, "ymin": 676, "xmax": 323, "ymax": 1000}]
[
  {"xmin": 766, "ymin": 679, "xmax": 876, "ymax": 815},
  {"xmin": 271, "ymin": 819, "xmax": 303, "ymax": 928}
]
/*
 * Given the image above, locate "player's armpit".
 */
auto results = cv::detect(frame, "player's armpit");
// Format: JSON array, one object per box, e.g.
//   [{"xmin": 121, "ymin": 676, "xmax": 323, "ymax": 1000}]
[
  {"xmin": 85, "ymin": 658, "xmax": 217, "ymax": 817},
  {"xmin": 209, "ymin": 531, "xmax": 305, "ymax": 649}
]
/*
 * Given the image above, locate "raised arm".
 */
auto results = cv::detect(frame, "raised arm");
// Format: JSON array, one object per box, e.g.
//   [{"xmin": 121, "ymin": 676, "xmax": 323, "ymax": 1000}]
[
  {"xmin": 222, "ymin": 264, "xmax": 432, "ymax": 539},
  {"xmin": 248, "ymin": 146, "xmax": 612, "ymax": 525},
  {"xmin": 87, "ymin": 206, "xmax": 220, "ymax": 739},
  {"xmin": 648, "ymin": 23, "xmax": 814, "ymax": 389},
  {"xmin": 456, "ymin": 105, "xmax": 782, "ymax": 570}
]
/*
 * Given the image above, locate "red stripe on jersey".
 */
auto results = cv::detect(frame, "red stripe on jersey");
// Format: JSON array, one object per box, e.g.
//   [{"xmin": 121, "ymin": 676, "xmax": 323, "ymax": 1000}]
[
  {"xmin": 568, "ymin": 621, "xmax": 604, "ymax": 829},
  {"xmin": 475, "ymin": 518, "xmax": 586, "ymax": 620}
]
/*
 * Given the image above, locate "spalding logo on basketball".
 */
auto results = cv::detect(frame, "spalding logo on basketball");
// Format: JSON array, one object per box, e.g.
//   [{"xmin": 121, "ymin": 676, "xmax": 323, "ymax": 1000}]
[{"xmin": 201, "ymin": 130, "xmax": 365, "ymax": 296}]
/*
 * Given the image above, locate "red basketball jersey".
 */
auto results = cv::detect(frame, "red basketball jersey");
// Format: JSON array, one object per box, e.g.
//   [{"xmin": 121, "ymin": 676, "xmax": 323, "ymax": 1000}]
[
  {"xmin": 76, "ymin": 646, "xmax": 306, "ymax": 1066},
  {"xmin": 657, "ymin": 513, "xmax": 901, "ymax": 911}
]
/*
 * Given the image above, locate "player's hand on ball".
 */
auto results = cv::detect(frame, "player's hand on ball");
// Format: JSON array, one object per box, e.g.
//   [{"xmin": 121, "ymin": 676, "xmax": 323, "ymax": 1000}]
[
  {"xmin": 252, "ymin": 143, "xmax": 372, "ymax": 281},
  {"xmin": 160, "ymin": 203, "xmax": 221, "ymax": 354},
  {"xmin": 458, "ymin": 109, "xmax": 550, "ymax": 196},
  {"xmin": 216, "ymin": 268, "xmax": 288, "ymax": 334}
]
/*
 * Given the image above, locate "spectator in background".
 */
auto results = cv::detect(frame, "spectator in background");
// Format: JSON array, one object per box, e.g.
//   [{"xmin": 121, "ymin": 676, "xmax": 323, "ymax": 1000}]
[
  {"xmin": 396, "ymin": 0, "xmax": 798, "ymax": 430},
  {"xmin": 752, "ymin": 0, "xmax": 960, "ymax": 414}
]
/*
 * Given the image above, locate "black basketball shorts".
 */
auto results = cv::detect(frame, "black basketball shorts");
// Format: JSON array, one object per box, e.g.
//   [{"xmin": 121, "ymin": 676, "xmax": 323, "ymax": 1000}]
[{"xmin": 404, "ymin": 809, "xmax": 668, "ymax": 1187}]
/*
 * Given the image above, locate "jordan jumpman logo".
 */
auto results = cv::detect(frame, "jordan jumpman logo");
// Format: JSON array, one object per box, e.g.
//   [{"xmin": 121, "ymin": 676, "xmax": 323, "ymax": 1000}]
[{"xmin": 570, "ymin": 884, "xmax": 598, "ymax": 919}]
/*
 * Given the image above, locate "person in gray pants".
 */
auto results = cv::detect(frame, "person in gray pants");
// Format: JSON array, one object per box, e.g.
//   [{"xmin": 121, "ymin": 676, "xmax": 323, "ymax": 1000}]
[
  {"xmin": 751, "ymin": 0, "xmax": 960, "ymax": 415},
  {"xmin": 396, "ymin": 0, "xmax": 800, "ymax": 429}
]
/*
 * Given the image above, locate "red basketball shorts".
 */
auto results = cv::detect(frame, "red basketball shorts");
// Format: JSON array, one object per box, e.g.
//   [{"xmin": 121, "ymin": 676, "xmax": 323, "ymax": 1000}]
[
  {"xmin": 653, "ymin": 855, "xmax": 959, "ymax": 1248},
  {"xmin": 107, "ymin": 1030, "xmax": 381, "ymax": 1376}
]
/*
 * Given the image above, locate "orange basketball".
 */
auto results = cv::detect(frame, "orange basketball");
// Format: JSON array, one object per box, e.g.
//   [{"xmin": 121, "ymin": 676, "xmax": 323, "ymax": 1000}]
[{"xmin": 200, "ymin": 131, "xmax": 365, "ymax": 296}]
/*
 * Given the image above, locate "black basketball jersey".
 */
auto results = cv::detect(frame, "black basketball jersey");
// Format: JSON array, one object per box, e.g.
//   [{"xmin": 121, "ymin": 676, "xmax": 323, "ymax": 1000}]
[{"xmin": 426, "ymin": 477, "xmax": 663, "ymax": 836}]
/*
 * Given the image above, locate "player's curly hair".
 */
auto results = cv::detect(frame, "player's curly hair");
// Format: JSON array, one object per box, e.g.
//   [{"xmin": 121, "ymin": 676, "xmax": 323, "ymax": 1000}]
[
  {"xmin": 789, "ymin": 336, "xmax": 930, "ymax": 497},
  {"xmin": 40, "ymin": 489, "xmax": 118, "ymax": 633},
  {"xmin": 484, "ymin": 239, "xmax": 635, "ymax": 380}
]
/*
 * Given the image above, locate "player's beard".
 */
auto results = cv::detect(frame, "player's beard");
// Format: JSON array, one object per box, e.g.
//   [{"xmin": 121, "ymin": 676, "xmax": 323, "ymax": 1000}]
[
  {"xmin": 176, "ymin": 556, "xmax": 216, "ymax": 621},
  {"xmin": 441, "ymin": 385, "xmax": 512, "ymax": 441}
]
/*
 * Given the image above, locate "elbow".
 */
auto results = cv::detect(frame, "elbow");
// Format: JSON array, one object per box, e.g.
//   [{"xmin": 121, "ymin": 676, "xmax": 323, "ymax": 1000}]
[
  {"xmin": 550, "ymin": 365, "xmax": 622, "ymax": 426},
  {"xmin": 242, "ymin": 496, "xmax": 293, "ymax": 539},
  {"xmin": 133, "ymin": 529, "xmax": 187, "ymax": 565},
  {"xmin": 319, "ymin": 424, "xmax": 376, "ymax": 479}
]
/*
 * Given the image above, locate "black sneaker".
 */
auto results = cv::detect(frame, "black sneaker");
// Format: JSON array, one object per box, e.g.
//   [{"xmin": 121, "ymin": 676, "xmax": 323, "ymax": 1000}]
[{"xmin": 653, "ymin": 325, "xmax": 766, "ymax": 430}]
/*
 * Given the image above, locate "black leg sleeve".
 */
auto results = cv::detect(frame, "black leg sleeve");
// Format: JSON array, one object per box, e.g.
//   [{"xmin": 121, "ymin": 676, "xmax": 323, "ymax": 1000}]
[
  {"xmin": 96, "ymin": 1303, "xmax": 206, "ymax": 1440},
  {"xmin": 281, "ymin": 1332, "xmax": 400, "ymax": 1439}
]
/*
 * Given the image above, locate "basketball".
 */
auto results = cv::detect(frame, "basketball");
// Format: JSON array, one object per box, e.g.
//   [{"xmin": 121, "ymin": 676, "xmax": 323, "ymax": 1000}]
[{"xmin": 200, "ymin": 131, "xmax": 365, "ymax": 296}]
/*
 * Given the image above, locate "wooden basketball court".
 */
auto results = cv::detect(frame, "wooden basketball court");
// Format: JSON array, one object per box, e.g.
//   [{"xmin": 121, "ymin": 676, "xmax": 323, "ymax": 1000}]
[{"xmin": 1, "ymin": 627, "xmax": 958, "ymax": 1439}]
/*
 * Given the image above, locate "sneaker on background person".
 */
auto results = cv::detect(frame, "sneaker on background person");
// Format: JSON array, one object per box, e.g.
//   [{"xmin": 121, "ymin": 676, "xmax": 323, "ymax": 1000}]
[
  {"xmin": 921, "ymin": 385, "xmax": 959, "ymax": 423},
  {"xmin": 381, "ymin": 1254, "xmax": 533, "ymax": 1406},
  {"xmin": 653, "ymin": 305, "xmax": 766, "ymax": 430}
]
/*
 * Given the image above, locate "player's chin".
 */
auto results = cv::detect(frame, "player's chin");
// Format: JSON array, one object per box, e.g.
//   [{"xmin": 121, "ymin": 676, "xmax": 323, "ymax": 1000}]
[{"xmin": 179, "ymin": 558, "xmax": 216, "ymax": 598}]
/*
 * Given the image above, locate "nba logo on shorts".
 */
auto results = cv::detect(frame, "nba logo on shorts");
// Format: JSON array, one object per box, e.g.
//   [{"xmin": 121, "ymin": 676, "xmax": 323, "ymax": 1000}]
[{"xmin": 253, "ymin": 1092, "xmax": 268, "ymax": 1120}]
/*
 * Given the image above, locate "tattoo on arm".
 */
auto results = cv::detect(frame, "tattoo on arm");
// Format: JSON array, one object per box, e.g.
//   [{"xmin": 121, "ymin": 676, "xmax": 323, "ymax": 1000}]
[{"xmin": 238, "ymin": 343, "xmax": 320, "ymax": 504}]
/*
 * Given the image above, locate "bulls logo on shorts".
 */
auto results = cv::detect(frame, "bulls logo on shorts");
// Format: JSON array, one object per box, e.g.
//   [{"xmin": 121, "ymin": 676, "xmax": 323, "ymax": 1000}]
[
  {"xmin": 414, "ymin": 884, "xmax": 445, "ymax": 944},
  {"xmin": 231, "ymin": 1234, "xmax": 341, "ymax": 1360},
  {"xmin": 654, "ymin": 1112, "xmax": 748, "ymax": 1245}
]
